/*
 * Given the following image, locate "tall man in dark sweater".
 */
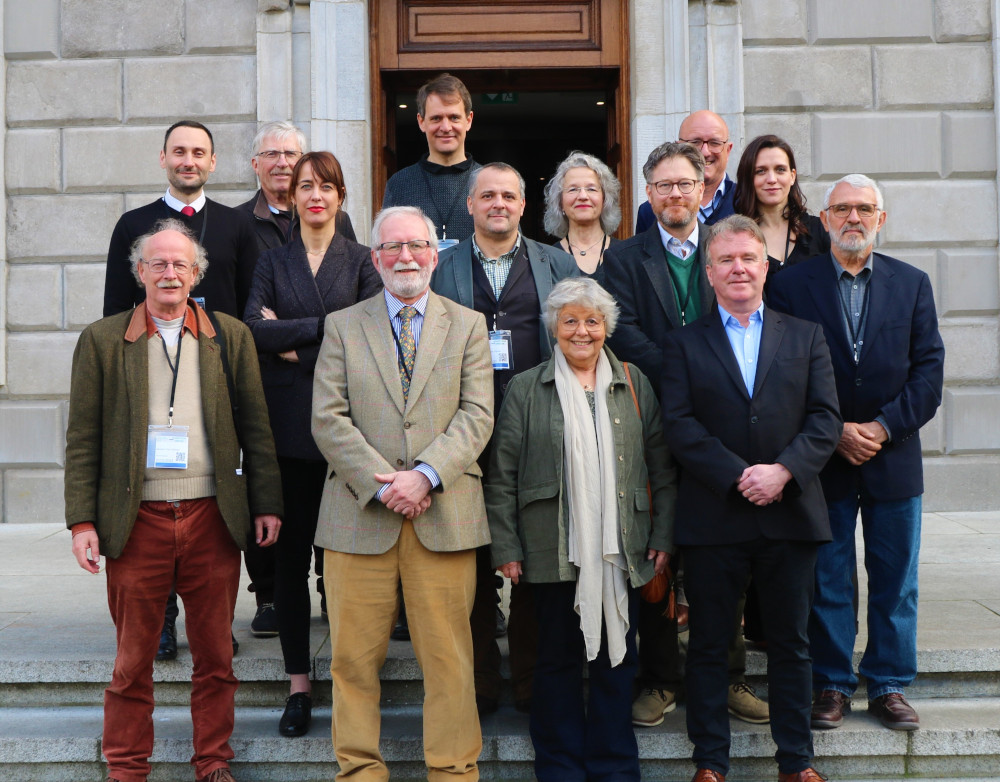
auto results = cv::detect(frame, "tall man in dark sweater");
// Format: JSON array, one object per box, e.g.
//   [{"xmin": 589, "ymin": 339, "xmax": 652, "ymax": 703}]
[
  {"xmin": 102, "ymin": 120, "xmax": 274, "ymax": 652},
  {"xmin": 103, "ymin": 121, "xmax": 260, "ymax": 319},
  {"xmin": 382, "ymin": 73, "xmax": 480, "ymax": 249},
  {"xmin": 432, "ymin": 162, "xmax": 579, "ymax": 714}
]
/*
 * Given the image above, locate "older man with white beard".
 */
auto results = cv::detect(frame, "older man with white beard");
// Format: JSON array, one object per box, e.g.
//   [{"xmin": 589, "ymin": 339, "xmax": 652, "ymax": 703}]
[
  {"xmin": 311, "ymin": 205, "xmax": 494, "ymax": 781},
  {"xmin": 769, "ymin": 175, "xmax": 945, "ymax": 735}
]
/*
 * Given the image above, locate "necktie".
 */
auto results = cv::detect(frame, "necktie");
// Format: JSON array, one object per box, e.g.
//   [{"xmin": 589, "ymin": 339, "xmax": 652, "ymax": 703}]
[
  {"xmin": 181, "ymin": 205, "xmax": 195, "ymax": 217},
  {"xmin": 398, "ymin": 306, "xmax": 417, "ymax": 402}
]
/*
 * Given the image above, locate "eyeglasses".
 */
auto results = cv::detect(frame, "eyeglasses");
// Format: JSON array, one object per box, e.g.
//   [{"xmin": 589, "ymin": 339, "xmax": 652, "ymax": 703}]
[
  {"xmin": 679, "ymin": 137, "xmax": 729, "ymax": 152},
  {"xmin": 142, "ymin": 259, "xmax": 192, "ymax": 274},
  {"xmin": 559, "ymin": 317, "xmax": 606, "ymax": 332},
  {"xmin": 256, "ymin": 149, "xmax": 302, "ymax": 161},
  {"xmin": 650, "ymin": 178, "xmax": 698, "ymax": 195},
  {"xmin": 827, "ymin": 203, "xmax": 879, "ymax": 218},
  {"xmin": 564, "ymin": 186, "xmax": 601, "ymax": 196},
  {"xmin": 377, "ymin": 240, "xmax": 433, "ymax": 257}
]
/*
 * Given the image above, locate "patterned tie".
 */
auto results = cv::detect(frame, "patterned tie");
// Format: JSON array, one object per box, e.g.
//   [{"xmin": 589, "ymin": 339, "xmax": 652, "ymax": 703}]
[
  {"xmin": 181, "ymin": 205, "xmax": 195, "ymax": 217},
  {"xmin": 398, "ymin": 306, "xmax": 417, "ymax": 402}
]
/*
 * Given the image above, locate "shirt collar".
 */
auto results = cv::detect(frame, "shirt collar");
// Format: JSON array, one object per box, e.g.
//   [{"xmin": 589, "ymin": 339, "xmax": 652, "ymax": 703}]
[
  {"xmin": 418, "ymin": 153, "xmax": 475, "ymax": 175},
  {"xmin": 831, "ymin": 251, "xmax": 875, "ymax": 280},
  {"xmin": 163, "ymin": 189, "xmax": 207, "ymax": 213},
  {"xmin": 657, "ymin": 220, "xmax": 699, "ymax": 254},
  {"xmin": 384, "ymin": 288, "xmax": 430, "ymax": 317},
  {"xmin": 718, "ymin": 300, "xmax": 764, "ymax": 329},
  {"xmin": 473, "ymin": 232, "xmax": 522, "ymax": 263},
  {"xmin": 144, "ymin": 299, "xmax": 200, "ymax": 338}
]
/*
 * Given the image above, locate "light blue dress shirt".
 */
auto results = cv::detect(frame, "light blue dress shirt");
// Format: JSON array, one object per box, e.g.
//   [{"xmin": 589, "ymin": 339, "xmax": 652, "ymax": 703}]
[{"xmin": 718, "ymin": 302, "xmax": 764, "ymax": 397}]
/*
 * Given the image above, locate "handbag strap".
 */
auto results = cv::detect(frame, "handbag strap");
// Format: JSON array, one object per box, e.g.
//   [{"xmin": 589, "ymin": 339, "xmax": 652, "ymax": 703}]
[{"xmin": 622, "ymin": 362, "xmax": 676, "ymax": 617}]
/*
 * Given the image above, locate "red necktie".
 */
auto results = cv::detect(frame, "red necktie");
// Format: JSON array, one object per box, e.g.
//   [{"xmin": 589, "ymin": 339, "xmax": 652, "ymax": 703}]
[{"xmin": 181, "ymin": 205, "xmax": 195, "ymax": 217}]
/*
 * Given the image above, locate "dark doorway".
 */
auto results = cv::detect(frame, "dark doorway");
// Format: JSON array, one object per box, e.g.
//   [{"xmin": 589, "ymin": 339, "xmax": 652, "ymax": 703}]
[{"xmin": 381, "ymin": 70, "xmax": 619, "ymax": 241}]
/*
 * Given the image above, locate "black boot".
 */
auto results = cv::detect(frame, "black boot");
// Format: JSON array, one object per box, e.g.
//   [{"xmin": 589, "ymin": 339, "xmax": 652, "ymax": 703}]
[{"xmin": 156, "ymin": 617, "xmax": 177, "ymax": 661}]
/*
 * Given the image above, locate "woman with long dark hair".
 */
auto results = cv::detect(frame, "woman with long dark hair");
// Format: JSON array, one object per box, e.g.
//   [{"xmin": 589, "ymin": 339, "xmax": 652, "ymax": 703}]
[{"xmin": 733, "ymin": 135, "xmax": 829, "ymax": 280}]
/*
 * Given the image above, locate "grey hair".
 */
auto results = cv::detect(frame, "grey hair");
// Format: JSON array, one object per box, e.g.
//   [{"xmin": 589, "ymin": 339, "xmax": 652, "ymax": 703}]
[
  {"xmin": 252, "ymin": 121, "xmax": 308, "ymax": 157},
  {"xmin": 542, "ymin": 151, "xmax": 622, "ymax": 238},
  {"xmin": 542, "ymin": 277, "xmax": 620, "ymax": 337},
  {"xmin": 823, "ymin": 174, "xmax": 884, "ymax": 211},
  {"xmin": 371, "ymin": 206, "xmax": 439, "ymax": 251},
  {"xmin": 129, "ymin": 218, "xmax": 209, "ymax": 287},
  {"xmin": 703, "ymin": 214, "xmax": 768, "ymax": 263},
  {"xmin": 469, "ymin": 162, "xmax": 526, "ymax": 200},
  {"xmin": 642, "ymin": 141, "xmax": 706, "ymax": 183}
]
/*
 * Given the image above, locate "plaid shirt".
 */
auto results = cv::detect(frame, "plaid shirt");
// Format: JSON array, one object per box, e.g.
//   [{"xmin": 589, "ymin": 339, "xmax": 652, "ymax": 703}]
[{"xmin": 472, "ymin": 234, "xmax": 521, "ymax": 298}]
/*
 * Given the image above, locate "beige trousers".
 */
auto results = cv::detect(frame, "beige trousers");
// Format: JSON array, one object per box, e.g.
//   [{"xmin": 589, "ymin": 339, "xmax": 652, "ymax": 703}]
[{"xmin": 324, "ymin": 519, "xmax": 480, "ymax": 781}]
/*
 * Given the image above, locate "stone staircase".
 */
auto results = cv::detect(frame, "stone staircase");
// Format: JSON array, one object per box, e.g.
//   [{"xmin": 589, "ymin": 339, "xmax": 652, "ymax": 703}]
[{"xmin": 2, "ymin": 518, "xmax": 999, "ymax": 781}]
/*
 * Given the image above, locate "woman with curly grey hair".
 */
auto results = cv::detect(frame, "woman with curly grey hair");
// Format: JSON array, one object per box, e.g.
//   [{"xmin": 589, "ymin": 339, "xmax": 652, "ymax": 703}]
[{"xmin": 543, "ymin": 151, "xmax": 622, "ymax": 277}]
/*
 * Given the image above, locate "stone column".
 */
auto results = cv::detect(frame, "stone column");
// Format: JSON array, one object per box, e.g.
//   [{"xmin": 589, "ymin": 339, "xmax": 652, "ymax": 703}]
[
  {"xmin": 309, "ymin": 0, "xmax": 373, "ymax": 241},
  {"xmin": 629, "ymin": 0, "xmax": 745, "ymax": 216}
]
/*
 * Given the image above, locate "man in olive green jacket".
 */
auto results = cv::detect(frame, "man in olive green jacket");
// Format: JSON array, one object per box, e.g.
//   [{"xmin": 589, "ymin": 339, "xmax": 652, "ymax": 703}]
[{"xmin": 66, "ymin": 220, "xmax": 282, "ymax": 782}]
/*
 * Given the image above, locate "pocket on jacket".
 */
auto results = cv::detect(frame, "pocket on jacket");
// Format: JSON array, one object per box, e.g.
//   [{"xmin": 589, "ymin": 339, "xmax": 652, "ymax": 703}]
[{"xmin": 518, "ymin": 479, "xmax": 560, "ymax": 510}]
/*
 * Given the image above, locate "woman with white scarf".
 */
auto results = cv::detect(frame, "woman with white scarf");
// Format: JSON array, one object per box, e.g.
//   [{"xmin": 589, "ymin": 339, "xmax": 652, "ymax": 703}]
[{"xmin": 486, "ymin": 277, "xmax": 677, "ymax": 782}]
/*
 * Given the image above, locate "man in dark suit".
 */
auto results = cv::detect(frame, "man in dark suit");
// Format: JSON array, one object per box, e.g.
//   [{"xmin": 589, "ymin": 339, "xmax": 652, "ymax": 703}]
[
  {"xmin": 768, "ymin": 174, "xmax": 945, "ymax": 732},
  {"xmin": 662, "ymin": 215, "xmax": 842, "ymax": 782},
  {"xmin": 432, "ymin": 161, "xmax": 578, "ymax": 714},
  {"xmin": 604, "ymin": 143, "xmax": 765, "ymax": 727},
  {"xmin": 634, "ymin": 110, "xmax": 736, "ymax": 234}
]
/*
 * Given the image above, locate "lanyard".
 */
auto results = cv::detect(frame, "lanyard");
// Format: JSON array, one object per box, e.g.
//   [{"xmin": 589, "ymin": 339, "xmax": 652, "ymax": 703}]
[
  {"xmin": 159, "ymin": 330, "xmax": 184, "ymax": 426},
  {"xmin": 838, "ymin": 276, "xmax": 870, "ymax": 364},
  {"xmin": 418, "ymin": 165, "xmax": 473, "ymax": 240}
]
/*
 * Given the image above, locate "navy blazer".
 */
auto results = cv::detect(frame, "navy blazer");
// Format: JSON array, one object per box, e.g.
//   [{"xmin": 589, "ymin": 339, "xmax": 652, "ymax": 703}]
[
  {"xmin": 603, "ymin": 224, "xmax": 715, "ymax": 381},
  {"xmin": 661, "ymin": 306, "xmax": 843, "ymax": 546},
  {"xmin": 768, "ymin": 252, "xmax": 944, "ymax": 502},
  {"xmin": 431, "ymin": 235, "xmax": 579, "ymax": 362},
  {"xmin": 244, "ymin": 233, "xmax": 383, "ymax": 460}
]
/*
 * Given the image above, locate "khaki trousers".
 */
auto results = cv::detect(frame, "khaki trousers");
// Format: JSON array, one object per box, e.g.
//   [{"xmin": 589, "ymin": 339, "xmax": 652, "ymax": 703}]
[{"xmin": 324, "ymin": 520, "xmax": 480, "ymax": 782}]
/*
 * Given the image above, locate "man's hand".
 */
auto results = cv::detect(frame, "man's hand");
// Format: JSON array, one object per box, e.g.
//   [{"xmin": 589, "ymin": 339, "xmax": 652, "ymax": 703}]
[
  {"xmin": 255, "ymin": 514, "xmax": 282, "ymax": 546},
  {"xmin": 499, "ymin": 561, "xmax": 523, "ymax": 584},
  {"xmin": 836, "ymin": 421, "xmax": 887, "ymax": 466},
  {"xmin": 374, "ymin": 470, "xmax": 433, "ymax": 518},
  {"xmin": 737, "ymin": 463, "xmax": 792, "ymax": 505},
  {"xmin": 72, "ymin": 529, "xmax": 102, "ymax": 574},
  {"xmin": 647, "ymin": 549, "xmax": 670, "ymax": 575}
]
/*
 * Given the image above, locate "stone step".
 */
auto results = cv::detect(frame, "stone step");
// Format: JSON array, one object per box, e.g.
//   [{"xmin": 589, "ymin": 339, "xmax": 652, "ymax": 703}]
[
  {"xmin": 4, "ymin": 639, "xmax": 999, "ymax": 709},
  {"xmin": 1, "ymin": 698, "xmax": 998, "ymax": 782}
]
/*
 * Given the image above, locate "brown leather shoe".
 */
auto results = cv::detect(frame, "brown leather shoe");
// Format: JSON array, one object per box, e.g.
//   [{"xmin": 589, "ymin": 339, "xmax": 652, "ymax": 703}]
[
  {"xmin": 691, "ymin": 770, "xmax": 726, "ymax": 782},
  {"xmin": 811, "ymin": 689, "xmax": 851, "ymax": 728},
  {"xmin": 778, "ymin": 768, "xmax": 828, "ymax": 782},
  {"xmin": 868, "ymin": 692, "xmax": 919, "ymax": 730}
]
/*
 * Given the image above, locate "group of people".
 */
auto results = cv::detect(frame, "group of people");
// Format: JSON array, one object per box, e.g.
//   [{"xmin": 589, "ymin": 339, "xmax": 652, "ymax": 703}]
[{"xmin": 65, "ymin": 71, "xmax": 945, "ymax": 782}]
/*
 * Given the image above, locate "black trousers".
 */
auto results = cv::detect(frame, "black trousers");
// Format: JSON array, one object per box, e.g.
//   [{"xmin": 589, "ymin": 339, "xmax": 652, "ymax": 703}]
[
  {"xmin": 683, "ymin": 538, "xmax": 818, "ymax": 776},
  {"xmin": 273, "ymin": 457, "xmax": 327, "ymax": 674}
]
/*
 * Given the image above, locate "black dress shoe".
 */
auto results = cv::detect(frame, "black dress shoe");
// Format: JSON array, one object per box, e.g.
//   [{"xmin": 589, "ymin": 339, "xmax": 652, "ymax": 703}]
[
  {"xmin": 476, "ymin": 694, "xmax": 498, "ymax": 716},
  {"xmin": 232, "ymin": 632, "xmax": 239, "ymax": 657},
  {"xmin": 495, "ymin": 606, "xmax": 507, "ymax": 638},
  {"xmin": 156, "ymin": 619, "xmax": 177, "ymax": 661},
  {"xmin": 391, "ymin": 602, "xmax": 410, "ymax": 641},
  {"xmin": 279, "ymin": 692, "xmax": 313, "ymax": 737}
]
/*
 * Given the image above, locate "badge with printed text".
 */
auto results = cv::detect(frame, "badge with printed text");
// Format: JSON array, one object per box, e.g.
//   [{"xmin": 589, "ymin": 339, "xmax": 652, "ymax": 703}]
[
  {"xmin": 489, "ymin": 329, "xmax": 513, "ymax": 371},
  {"xmin": 146, "ymin": 425, "xmax": 190, "ymax": 469}
]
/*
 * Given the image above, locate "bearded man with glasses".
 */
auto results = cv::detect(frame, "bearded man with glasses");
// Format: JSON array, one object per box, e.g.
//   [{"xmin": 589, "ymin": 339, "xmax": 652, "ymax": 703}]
[{"xmin": 769, "ymin": 174, "xmax": 945, "ymax": 734}]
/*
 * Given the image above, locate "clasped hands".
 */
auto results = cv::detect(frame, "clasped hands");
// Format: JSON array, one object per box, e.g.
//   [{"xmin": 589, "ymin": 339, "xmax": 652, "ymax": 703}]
[
  {"xmin": 837, "ymin": 421, "xmax": 887, "ymax": 466},
  {"xmin": 374, "ymin": 470, "xmax": 433, "ymax": 519},
  {"xmin": 737, "ymin": 463, "xmax": 791, "ymax": 506}
]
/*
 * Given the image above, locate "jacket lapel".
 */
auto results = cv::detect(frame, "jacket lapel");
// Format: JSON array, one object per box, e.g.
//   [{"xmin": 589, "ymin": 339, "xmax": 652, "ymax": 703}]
[
  {"xmin": 752, "ymin": 306, "xmax": 785, "ymax": 397},
  {"xmin": 314, "ymin": 235, "xmax": 352, "ymax": 308},
  {"xmin": 639, "ymin": 226, "xmax": 684, "ymax": 329},
  {"xmin": 703, "ymin": 314, "xmax": 751, "ymax": 401},
  {"xmin": 806, "ymin": 254, "xmax": 854, "ymax": 367},
  {"xmin": 857, "ymin": 253, "xmax": 893, "ymax": 366},
  {"xmin": 405, "ymin": 293, "xmax": 449, "ymax": 410},
  {"xmin": 362, "ymin": 296, "xmax": 407, "ymax": 415}
]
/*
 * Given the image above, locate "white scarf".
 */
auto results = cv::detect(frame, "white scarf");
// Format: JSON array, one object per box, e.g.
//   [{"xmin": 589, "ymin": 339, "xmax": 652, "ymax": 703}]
[{"xmin": 553, "ymin": 346, "xmax": 630, "ymax": 664}]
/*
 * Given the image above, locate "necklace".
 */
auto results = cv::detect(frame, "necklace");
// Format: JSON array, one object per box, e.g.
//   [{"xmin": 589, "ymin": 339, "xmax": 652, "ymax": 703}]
[{"xmin": 569, "ymin": 234, "xmax": 607, "ymax": 257}]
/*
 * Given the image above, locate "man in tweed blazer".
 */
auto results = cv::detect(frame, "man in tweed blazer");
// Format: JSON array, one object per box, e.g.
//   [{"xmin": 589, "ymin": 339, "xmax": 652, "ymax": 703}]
[{"xmin": 312, "ymin": 206, "xmax": 494, "ymax": 781}]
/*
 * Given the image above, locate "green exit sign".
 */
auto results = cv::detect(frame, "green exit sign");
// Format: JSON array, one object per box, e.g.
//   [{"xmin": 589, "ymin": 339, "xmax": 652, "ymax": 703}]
[{"xmin": 482, "ymin": 92, "xmax": 518, "ymax": 105}]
